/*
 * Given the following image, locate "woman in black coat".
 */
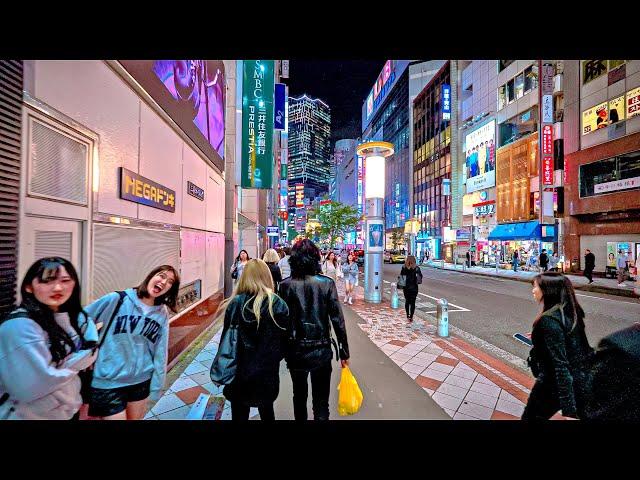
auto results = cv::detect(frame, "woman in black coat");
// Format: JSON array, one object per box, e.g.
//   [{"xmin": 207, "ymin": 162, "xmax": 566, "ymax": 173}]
[
  {"xmin": 400, "ymin": 255, "xmax": 422, "ymax": 322},
  {"xmin": 522, "ymin": 273, "xmax": 593, "ymax": 420},
  {"xmin": 278, "ymin": 239, "xmax": 350, "ymax": 421},
  {"xmin": 215, "ymin": 259, "xmax": 290, "ymax": 421}
]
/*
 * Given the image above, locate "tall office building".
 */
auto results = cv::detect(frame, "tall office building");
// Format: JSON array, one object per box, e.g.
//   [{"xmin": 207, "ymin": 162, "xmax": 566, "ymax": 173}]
[{"xmin": 288, "ymin": 94, "xmax": 331, "ymax": 200}]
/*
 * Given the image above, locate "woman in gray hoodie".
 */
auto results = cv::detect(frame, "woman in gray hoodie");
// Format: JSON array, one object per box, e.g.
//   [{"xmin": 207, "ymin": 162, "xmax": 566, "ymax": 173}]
[
  {"xmin": 0, "ymin": 257, "xmax": 98, "ymax": 420},
  {"xmin": 85, "ymin": 265, "xmax": 180, "ymax": 420}
]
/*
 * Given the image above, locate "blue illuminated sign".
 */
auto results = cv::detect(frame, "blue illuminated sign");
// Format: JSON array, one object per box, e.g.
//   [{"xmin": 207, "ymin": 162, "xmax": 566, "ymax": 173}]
[{"xmin": 442, "ymin": 84, "xmax": 451, "ymax": 121}]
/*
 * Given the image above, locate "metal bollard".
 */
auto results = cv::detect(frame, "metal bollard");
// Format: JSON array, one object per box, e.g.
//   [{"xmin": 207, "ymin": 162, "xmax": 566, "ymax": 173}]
[
  {"xmin": 436, "ymin": 298, "xmax": 449, "ymax": 337},
  {"xmin": 390, "ymin": 282, "xmax": 399, "ymax": 309}
]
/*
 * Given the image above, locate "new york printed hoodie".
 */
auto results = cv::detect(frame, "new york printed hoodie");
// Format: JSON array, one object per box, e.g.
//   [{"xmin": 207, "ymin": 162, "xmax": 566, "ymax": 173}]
[
  {"xmin": 0, "ymin": 309, "xmax": 98, "ymax": 420},
  {"xmin": 84, "ymin": 288, "xmax": 169, "ymax": 401}
]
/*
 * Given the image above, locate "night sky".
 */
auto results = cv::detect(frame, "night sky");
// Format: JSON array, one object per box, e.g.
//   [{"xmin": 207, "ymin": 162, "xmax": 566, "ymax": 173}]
[{"xmin": 287, "ymin": 60, "xmax": 385, "ymax": 147}]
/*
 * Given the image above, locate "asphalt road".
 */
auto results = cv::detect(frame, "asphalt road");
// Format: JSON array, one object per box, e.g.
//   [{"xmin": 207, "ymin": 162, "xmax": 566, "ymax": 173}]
[{"xmin": 383, "ymin": 263, "xmax": 640, "ymax": 361}]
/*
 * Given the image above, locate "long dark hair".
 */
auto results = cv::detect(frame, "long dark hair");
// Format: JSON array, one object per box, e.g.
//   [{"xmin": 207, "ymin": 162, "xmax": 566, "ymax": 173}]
[
  {"xmin": 532, "ymin": 272, "xmax": 585, "ymax": 331},
  {"xmin": 136, "ymin": 265, "xmax": 181, "ymax": 313},
  {"xmin": 17, "ymin": 257, "xmax": 88, "ymax": 366},
  {"xmin": 324, "ymin": 252, "xmax": 337, "ymax": 268},
  {"xmin": 235, "ymin": 250, "xmax": 250, "ymax": 264},
  {"xmin": 289, "ymin": 239, "xmax": 321, "ymax": 278}
]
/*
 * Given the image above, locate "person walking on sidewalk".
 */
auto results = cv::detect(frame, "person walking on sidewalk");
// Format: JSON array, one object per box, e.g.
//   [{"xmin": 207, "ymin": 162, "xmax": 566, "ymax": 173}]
[
  {"xmin": 539, "ymin": 249, "xmax": 549, "ymax": 272},
  {"xmin": 341, "ymin": 252, "xmax": 359, "ymax": 305},
  {"xmin": 522, "ymin": 273, "xmax": 594, "ymax": 420},
  {"xmin": 548, "ymin": 252, "xmax": 560, "ymax": 272},
  {"xmin": 231, "ymin": 250, "xmax": 250, "ymax": 286},
  {"xmin": 279, "ymin": 239, "xmax": 350, "ymax": 421},
  {"xmin": 278, "ymin": 247, "xmax": 292, "ymax": 280},
  {"xmin": 512, "ymin": 250, "xmax": 519, "ymax": 272},
  {"xmin": 263, "ymin": 249, "xmax": 283, "ymax": 294},
  {"xmin": 321, "ymin": 252, "xmax": 342, "ymax": 283},
  {"xmin": 0, "ymin": 257, "xmax": 98, "ymax": 420},
  {"xmin": 400, "ymin": 255, "xmax": 423, "ymax": 322},
  {"xmin": 84, "ymin": 265, "xmax": 180, "ymax": 420},
  {"xmin": 584, "ymin": 249, "xmax": 595, "ymax": 284},
  {"xmin": 214, "ymin": 259, "xmax": 290, "ymax": 421},
  {"xmin": 616, "ymin": 249, "xmax": 629, "ymax": 286}
]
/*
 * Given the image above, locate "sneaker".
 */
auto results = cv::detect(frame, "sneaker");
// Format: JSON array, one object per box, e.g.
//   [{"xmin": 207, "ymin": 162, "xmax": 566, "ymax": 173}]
[
  {"xmin": 348, "ymin": 297, "xmax": 353, "ymax": 305},
  {"xmin": 618, "ymin": 283, "xmax": 625, "ymax": 287},
  {"xmin": 344, "ymin": 296, "xmax": 348, "ymax": 303}
]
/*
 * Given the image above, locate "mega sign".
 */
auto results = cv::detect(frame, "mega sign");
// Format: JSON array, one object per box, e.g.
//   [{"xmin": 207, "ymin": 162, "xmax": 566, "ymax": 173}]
[{"xmin": 119, "ymin": 168, "xmax": 175, "ymax": 212}]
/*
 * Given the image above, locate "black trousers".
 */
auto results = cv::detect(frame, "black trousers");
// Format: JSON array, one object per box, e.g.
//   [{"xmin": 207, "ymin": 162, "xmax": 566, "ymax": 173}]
[
  {"xmin": 230, "ymin": 401, "xmax": 275, "ymax": 421},
  {"xmin": 522, "ymin": 380, "xmax": 560, "ymax": 420},
  {"xmin": 290, "ymin": 363, "xmax": 332, "ymax": 421},
  {"xmin": 584, "ymin": 268, "xmax": 593, "ymax": 282},
  {"xmin": 404, "ymin": 291, "xmax": 418, "ymax": 318}
]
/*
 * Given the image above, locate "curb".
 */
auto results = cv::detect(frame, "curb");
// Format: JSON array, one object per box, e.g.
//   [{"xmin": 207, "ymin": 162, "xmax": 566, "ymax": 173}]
[{"xmin": 422, "ymin": 263, "xmax": 637, "ymax": 299}]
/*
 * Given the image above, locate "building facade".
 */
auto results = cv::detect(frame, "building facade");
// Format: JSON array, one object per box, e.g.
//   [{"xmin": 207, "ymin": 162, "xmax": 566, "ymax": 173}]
[
  {"xmin": 412, "ymin": 62, "xmax": 453, "ymax": 261},
  {"xmin": 563, "ymin": 59, "xmax": 640, "ymax": 274},
  {"xmin": 17, "ymin": 60, "xmax": 231, "ymax": 365},
  {"xmin": 288, "ymin": 95, "xmax": 331, "ymax": 201}
]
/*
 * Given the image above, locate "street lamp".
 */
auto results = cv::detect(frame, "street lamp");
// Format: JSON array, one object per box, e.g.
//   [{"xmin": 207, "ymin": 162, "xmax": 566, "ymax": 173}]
[
  {"xmin": 404, "ymin": 217, "xmax": 420, "ymax": 257},
  {"xmin": 356, "ymin": 141, "xmax": 395, "ymax": 304}
]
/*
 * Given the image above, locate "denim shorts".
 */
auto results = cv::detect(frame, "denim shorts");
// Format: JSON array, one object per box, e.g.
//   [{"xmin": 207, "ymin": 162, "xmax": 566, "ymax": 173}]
[{"xmin": 88, "ymin": 379, "xmax": 151, "ymax": 417}]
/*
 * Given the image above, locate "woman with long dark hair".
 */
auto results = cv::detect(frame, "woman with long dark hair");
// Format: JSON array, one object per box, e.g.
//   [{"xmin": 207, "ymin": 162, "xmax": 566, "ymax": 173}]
[
  {"xmin": 213, "ymin": 259, "xmax": 290, "ymax": 421},
  {"xmin": 0, "ymin": 257, "xmax": 98, "ymax": 420},
  {"xmin": 279, "ymin": 239, "xmax": 350, "ymax": 421},
  {"xmin": 400, "ymin": 255, "xmax": 422, "ymax": 322},
  {"xmin": 522, "ymin": 273, "xmax": 593, "ymax": 420},
  {"xmin": 321, "ymin": 251, "xmax": 342, "ymax": 282},
  {"xmin": 84, "ymin": 265, "xmax": 180, "ymax": 420},
  {"xmin": 231, "ymin": 250, "xmax": 250, "ymax": 286}
]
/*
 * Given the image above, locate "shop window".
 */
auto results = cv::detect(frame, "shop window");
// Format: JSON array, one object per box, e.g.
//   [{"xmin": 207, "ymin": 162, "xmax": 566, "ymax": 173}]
[
  {"xmin": 507, "ymin": 79, "xmax": 515, "ymax": 103},
  {"xmin": 515, "ymin": 73, "xmax": 525, "ymax": 99},
  {"xmin": 579, "ymin": 150, "xmax": 640, "ymax": 198},
  {"xmin": 524, "ymin": 65, "xmax": 538, "ymax": 92}
]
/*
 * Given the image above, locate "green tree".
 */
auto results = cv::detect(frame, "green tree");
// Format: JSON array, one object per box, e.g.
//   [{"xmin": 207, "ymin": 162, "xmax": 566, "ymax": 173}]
[
  {"xmin": 389, "ymin": 230, "xmax": 406, "ymax": 251},
  {"xmin": 307, "ymin": 200, "xmax": 361, "ymax": 249}
]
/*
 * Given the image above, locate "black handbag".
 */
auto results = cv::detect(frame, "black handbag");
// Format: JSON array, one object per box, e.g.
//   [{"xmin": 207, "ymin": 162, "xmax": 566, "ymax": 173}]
[{"xmin": 210, "ymin": 312, "xmax": 240, "ymax": 386}]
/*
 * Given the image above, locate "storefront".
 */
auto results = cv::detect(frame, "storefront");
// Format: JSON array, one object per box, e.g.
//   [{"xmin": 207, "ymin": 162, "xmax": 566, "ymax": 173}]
[
  {"xmin": 19, "ymin": 60, "xmax": 230, "ymax": 366},
  {"xmin": 488, "ymin": 221, "xmax": 558, "ymax": 269}
]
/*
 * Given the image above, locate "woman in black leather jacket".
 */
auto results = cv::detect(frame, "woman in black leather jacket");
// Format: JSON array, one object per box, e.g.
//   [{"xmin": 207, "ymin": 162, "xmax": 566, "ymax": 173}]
[
  {"xmin": 522, "ymin": 273, "xmax": 593, "ymax": 420},
  {"xmin": 278, "ymin": 239, "xmax": 350, "ymax": 421}
]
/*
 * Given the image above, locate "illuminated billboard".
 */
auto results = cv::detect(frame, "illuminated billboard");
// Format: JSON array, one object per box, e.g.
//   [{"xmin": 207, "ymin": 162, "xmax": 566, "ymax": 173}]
[
  {"xmin": 465, "ymin": 120, "xmax": 496, "ymax": 193},
  {"xmin": 362, "ymin": 60, "xmax": 411, "ymax": 132}
]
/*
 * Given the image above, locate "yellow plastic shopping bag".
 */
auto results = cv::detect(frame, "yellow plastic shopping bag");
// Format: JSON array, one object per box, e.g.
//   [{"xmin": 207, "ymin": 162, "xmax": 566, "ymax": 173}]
[{"xmin": 337, "ymin": 366, "xmax": 363, "ymax": 416}]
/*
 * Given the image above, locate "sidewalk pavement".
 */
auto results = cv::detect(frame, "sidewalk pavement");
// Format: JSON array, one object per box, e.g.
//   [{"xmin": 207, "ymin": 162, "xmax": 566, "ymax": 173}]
[
  {"xmin": 146, "ymin": 278, "xmax": 535, "ymax": 420},
  {"xmin": 422, "ymin": 260, "xmax": 638, "ymax": 298}
]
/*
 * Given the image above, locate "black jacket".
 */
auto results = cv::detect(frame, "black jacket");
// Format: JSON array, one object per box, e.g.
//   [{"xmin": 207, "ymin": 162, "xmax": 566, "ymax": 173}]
[
  {"xmin": 222, "ymin": 293, "xmax": 290, "ymax": 406},
  {"xmin": 528, "ymin": 306, "xmax": 593, "ymax": 417},
  {"xmin": 278, "ymin": 274, "xmax": 349, "ymax": 371},
  {"xmin": 539, "ymin": 253, "xmax": 549, "ymax": 267},
  {"xmin": 267, "ymin": 263, "xmax": 283, "ymax": 293},
  {"xmin": 400, "ymin": 266, "xmax": 422, "ymax": 295},
  {"xmin": 584, "ymin": 253, "xmax": 595, "ymax": 271},
  {"xmin": 583, "ymin": 324, "xmax": 640, "ymax": 421}
]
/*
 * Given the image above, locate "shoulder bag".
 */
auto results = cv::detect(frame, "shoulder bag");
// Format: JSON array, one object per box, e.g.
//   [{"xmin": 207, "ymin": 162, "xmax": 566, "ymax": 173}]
[
  {"xmin": 397, "ymin": 273, "xmax": 407, "ymax": 289},
  {"xmin": 210, "ymin": 307, "xmax": 240, "ymax": 386}
]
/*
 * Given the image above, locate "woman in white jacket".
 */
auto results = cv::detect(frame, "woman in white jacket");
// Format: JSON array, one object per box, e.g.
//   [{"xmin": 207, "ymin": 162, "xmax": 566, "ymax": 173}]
[
  {"xmin": 0, "ymin": 258, "xmax": 98, "ymax": 420},
  {"xmin": 321, "ymin": 252, "xmax": 342, "ymax": 282}
]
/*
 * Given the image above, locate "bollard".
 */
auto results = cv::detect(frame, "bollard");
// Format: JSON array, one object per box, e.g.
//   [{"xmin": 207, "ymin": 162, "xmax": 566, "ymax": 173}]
[
  {"xmin": 390, "ymin": 282, "xmax": 399, "ymax": 309},
  {"xmin": 436, "ymin": 298, "xmax": 449, "ymax": 337}
]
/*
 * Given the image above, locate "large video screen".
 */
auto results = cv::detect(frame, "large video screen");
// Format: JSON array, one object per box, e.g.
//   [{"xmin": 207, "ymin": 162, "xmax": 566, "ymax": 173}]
[
  {"xmin": 119, "ymin": 60, "xmax": 225, "ymax": 172},
  {"xmin": 465, "ymin": 120, "xmax": 496, "ymax": 193}
]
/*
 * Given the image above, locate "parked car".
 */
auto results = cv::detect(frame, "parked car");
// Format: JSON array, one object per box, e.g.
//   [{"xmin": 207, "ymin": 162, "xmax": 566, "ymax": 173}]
[{"xmin": 390, "ymin": 252, "xmax": 407, "ymax": 264}]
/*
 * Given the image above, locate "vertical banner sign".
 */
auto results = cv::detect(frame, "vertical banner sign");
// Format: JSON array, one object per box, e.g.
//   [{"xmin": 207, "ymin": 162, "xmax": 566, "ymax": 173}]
[
  {"xmin": 274, "ymin": 83, "xmax": 286, "ymax": 130},
  {"xmin": 242, "ymin": 60, "xmax": 275, "ymax": 189},
  {"xmin": 281, "ymin": 60, "xmax": 290, "ymax": 79},
  {"xmin": 539, "ymin": 61, "xmax": 555, "ymax": 223},
  {"xmin": 542, "ymin": 125, "xmax": 554, "ymax": 185},
  {"xmin": 442, "ymin": 84, "xmax": 451, "ymax": 121}
]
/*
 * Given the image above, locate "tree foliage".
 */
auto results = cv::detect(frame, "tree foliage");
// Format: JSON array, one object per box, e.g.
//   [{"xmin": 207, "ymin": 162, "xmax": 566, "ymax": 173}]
[
  {"xmin": 389, "ymin": 230, "xmax": 406, "ymax": 250},
  {"xmin": 307, "ymin": 201, "xmax": 361, "ymax": 249}
]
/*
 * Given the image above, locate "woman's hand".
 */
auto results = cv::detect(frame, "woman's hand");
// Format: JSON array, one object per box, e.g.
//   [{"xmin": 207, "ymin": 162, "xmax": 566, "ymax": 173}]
[{"xmin": 341, "ymin": 359, "xmax": 349, "ymax": 368}]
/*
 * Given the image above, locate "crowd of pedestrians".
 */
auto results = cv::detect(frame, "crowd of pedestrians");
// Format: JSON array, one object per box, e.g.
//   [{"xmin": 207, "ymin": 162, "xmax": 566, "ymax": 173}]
[{"xmin": 1, "ymin": 238, "xmax": 637, "ymax": 422}]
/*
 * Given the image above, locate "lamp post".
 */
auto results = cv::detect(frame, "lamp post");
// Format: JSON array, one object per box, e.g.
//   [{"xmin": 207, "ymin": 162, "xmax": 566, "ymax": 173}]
[
  {"xmin": 404, "ymin": 218, "xmax": 420, "ymax": 257},
  {"xmin": 357, "ymin": 141, "xmax": 394, "ymax": 304}
]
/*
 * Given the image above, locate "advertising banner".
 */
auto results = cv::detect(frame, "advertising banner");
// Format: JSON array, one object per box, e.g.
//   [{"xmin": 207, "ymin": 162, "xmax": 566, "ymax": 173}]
[
  {"xmin": 266, "ymin": 226, "xmax": 279, "ymax": 237},
  {"xmin": 594, "ymin": 175, "xmax": 640, "ymax": 195},
  {"xmin": 442, "ymin": 84, "xmax": 451, "ymax": 121},
  {"xmin": 119, "ymin": 168, "xmax": 176, "ymax": 212},
  {"xmin": 366, "ymin": 220, "xmax": 384, "ymax": 252},
  {"xmin": 241, "ymin": 60, "xmax": 275, "ymax": 189},
  {"xmin": 582, "ymin": 102, "xmax": 608, "ymax": 135},
  {"xmin": 274, "ymin": 83, "xmax": 286, "ymax": 130},
  {"xmin": 608, "ymin": 95, "xmax": 625, "ymax": 124},
  {"xmin": 119, "ymin": 60, "xmax": 226, "ymax": 172},
  {"xmin": 465, "ymin": 120, "xmax": 496, "ymax": 193},
  {"xmin": 627, "ymin": 86, "xmax": 640, "ymax": 119}
]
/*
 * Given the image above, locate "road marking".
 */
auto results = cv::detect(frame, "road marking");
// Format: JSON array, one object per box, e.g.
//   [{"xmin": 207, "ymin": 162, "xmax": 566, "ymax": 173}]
[
  {"xmin": 576, "ymin": 293, "xmax": 640, "ymax": 305},
  {"xmin": 383, "ymin": 280, "xmax": 471, "ymax": 311}
]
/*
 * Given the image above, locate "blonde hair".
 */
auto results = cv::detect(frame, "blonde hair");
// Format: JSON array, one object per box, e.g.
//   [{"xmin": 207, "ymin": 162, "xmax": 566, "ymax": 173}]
[
  {"xmin": 263, "ymin": 248, "xmax": 280, "ymax": 264},
  {"xmin": 405, "ymin": 255, "xmax": 416, "ymax": 269},
  {"xmin": 214, "ymin": 259, "xmax": 285, "ymax": 329}
]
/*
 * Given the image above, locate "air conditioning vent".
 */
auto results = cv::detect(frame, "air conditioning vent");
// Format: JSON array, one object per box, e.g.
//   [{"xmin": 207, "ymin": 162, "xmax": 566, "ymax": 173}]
[
  {"xmin": 35, "ymin": 230, "xmax": 72, "ymax": 260},
  {"xmin": 29, "ymin": 119, "xmax": 88, "ymax": 205}
]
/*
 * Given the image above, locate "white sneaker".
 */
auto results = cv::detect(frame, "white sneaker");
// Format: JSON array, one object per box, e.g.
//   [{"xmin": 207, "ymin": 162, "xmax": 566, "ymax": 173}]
[
  {"xmin": 618, "ymin": 283, "xmax": 625, "ymax": 286},
  {"xmin": 344, "ymin": 296, "xmax": 348, "ymax": 303},
  {"xmin": 348, "ymin": 297, "xmax": 353, "ymax": 305}
]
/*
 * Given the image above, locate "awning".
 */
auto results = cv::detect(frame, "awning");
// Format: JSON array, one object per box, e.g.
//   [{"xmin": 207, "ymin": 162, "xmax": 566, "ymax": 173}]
[{"xmin": 488, "ymin": 221, "xmax": 555, "ymax": 241}]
